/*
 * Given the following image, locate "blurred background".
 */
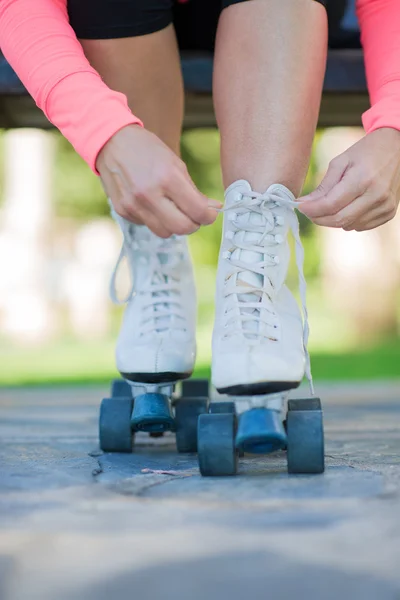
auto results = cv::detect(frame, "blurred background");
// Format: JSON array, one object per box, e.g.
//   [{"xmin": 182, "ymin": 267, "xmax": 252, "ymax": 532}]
[{"xmin": 0, "ymin": 125, "xmax": 398, "ymax": 386}]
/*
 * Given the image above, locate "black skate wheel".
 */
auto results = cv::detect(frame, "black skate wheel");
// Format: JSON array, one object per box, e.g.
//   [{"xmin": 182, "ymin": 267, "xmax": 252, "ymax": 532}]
[
  {"xmin": 99, "ymin": 396, "xmax": 134, "ymax": 453},
  {"xmin": 175, "ymin": 398, "xmax": 208, "ymax": 453},
  {"xmin": 286, "ymin": 398, "xmax": 325, "ymax": 474},
  {"xmin": 181, "ymin": 378, "xmax": 209, "ymax": 399},
  {"xmin": 208, "ymin": 402, "xmax": 243, "ymax": 455},
  {"xmin": 208, "ymin": 401, "xmax": 236, "ymax": 414},
  {"xmin": 198, "ymin": 413, "xmax": 238, "ymax": 476},
  {"xmin": 111, "ymin": 379, "xmax": 132, "ymax": 398},
  {"xmin": 209, "ymin": 402, "xmax": 243, "ymax": 455}
]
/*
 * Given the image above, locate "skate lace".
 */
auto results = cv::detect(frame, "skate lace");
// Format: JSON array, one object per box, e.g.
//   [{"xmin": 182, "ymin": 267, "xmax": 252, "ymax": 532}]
[
  {"xmin": 109, "ymin": 216, "xmax": 187, "ymax": 335},
  {"xmin": 218, "ymin": 189, "xmax": 314, "ymax": 394}
]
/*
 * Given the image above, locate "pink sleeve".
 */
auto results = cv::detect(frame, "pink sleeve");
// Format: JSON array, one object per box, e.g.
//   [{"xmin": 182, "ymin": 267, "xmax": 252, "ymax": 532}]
[
  {"xmin": 0, "ymin": 0, "xmax": 143, "ymax": 173},
  {"xmin": 357, "ymin": 0, "xmax": 400, "ymax": 133}
]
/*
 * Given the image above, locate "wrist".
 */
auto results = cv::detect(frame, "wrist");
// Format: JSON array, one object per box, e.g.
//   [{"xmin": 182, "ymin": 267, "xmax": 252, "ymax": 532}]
[
  {"xmin": 370, "ymin": 127, "xmax": 400, "ymax": 150},
  {"xmin": 96, "ymin": 122, "xmax": 143, "ymax": 174}
]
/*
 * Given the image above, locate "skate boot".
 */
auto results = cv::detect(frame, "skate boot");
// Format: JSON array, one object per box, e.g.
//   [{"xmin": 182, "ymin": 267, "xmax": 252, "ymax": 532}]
[
  {"xmin": 109, "ymin": 209, "xmax": 197, "ymax": 433},
  {"xmin": 212, "ymin": 179, "xmax": 311, "ymax": 394}
]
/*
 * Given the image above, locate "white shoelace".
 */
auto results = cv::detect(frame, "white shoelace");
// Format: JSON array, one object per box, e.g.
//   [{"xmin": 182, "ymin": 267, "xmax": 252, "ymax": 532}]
[
  {"xmin": 109, "ymin": 217, "xmax": 187, "ymax": 336},
  {"xmin": 217, "ymin": 189, "xmax": 314, "ymax": 395}
]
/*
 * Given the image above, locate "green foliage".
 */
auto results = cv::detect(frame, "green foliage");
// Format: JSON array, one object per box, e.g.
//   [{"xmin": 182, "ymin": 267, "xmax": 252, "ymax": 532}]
[
  {"xmin": 181, "ymin": 129, "xmax": 223, "ymax": 268},
  {"xmin": 0, "ymin": 337, "xmax": 397, "ymax": 386}
]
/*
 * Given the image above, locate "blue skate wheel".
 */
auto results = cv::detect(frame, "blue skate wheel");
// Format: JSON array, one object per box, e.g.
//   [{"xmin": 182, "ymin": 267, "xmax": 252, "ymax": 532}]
[
  {"xmin": 286, "ymin": 398, "xmax": 325, "ymax": 474},
  {"xmin": 99, "ymin": 396, "xmax": 134, "ymax": 453},
  {"xmin": 235, "ymin": 408, "xmax": 287, "ymax": 454},
  {"xmin": 181, "ymin": 378, "xmax": 209, "ymax": 399},
  {"xmin": 208, "ymin": 402, "xmax": 242, "ymax": 457},
  {"xmin": 175, "ymin": 398, "xmax": 208, "ymax": 453},
  {"xmin": 131, "ymin": 393, "xmax": 175, "ymax": 433},
  {"xmin": 207, "ymin": 402, "xmax": 244, "ymax": 456},
  {"xmin": 209, "ymin": 401, "xmax": 236, "ymax": 414},
  {"xmin": 111, "ymin": 379, "xmax": 132, "ymax": 398},
  {"xmin": 198, "ymin": 413, "xmax": 238, "ymax": 476}
]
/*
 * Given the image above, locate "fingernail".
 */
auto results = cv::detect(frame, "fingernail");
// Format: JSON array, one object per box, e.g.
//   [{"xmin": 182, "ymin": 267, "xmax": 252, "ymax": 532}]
[{"xmin": 208, "ymin": 199, "xmax": 223, "ymax": 209}]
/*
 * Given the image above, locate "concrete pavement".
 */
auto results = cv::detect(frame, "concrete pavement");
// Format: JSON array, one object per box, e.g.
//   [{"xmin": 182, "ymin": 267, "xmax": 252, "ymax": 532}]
[{"xmin": 0, "ymin": 382, "xmax": 400, "ymax": 600}]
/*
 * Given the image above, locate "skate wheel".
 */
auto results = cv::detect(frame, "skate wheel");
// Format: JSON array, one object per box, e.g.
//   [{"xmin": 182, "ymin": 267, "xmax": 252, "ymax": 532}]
[
  {"xmin": 286, "ymin": 398, "xmax": 325, "ymax": 474},
  {"xmin": 131, "ymin": 393, "xmax": 175, "ymax": 433},
  {"xmin": 207, "ymin": 403, "xmax": 241, "ymax": 454},
  {"xmin": 181, "ymin": 378, "xmax": 209, "ymax": 399},
  {"xmin": 111, "ymin": 379, "xmax": 132, "ymax": 398},
  {"xmin": 175, "ymin": 398, "xmax": 208, "ymax": 453},
  {"xmin": 198, "ymin": 413, "xmax": 238, "ymax": 476},
  {"xmin": 99, "ymin": 396, "xmax": 134, "ymax": 453},
  {"xmin": 235, "ymin": 408, "xmax": 287, "ymax": 454},
  {"xmin": 209, "ymin": 401, "xmax": 236, "ymax": 414}
]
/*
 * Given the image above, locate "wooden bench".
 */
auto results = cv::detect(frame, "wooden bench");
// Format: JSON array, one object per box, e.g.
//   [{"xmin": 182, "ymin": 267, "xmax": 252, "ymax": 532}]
[{"xmin": 0, "ymin": 49, "xmax": 369, "ymax": 130}]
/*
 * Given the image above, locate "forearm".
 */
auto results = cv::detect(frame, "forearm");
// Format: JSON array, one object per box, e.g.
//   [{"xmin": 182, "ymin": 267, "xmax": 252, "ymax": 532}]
[
  {"xmin": 357, "ymin": 0, "xmax": 400, "ymax": 133},
  {"xmin": 0, "ymin": 0, "xmax": 142, "ymax": 172}
]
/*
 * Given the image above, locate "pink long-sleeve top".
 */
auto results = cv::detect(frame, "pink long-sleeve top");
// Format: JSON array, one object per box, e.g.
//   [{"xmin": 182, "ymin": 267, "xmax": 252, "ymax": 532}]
[{"xmin": 0, "ymin": 0, "xmax": 399, "ymax": 174}]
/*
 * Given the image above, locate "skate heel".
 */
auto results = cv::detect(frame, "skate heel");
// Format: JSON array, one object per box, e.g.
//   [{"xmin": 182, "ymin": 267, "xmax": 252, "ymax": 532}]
[
  {"xmin": 235, "ymin": 408, "xmax": 287, "ymax": 454},
  {"xmin": 131, "ymin": 393, "xmax": 175, "ymax": 433}
]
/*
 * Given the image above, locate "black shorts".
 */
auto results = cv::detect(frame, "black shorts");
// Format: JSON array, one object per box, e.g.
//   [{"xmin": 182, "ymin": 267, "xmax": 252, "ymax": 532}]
[{"xmin": 68, "ymin": 0, "xmax": 328, "ymax": 49}]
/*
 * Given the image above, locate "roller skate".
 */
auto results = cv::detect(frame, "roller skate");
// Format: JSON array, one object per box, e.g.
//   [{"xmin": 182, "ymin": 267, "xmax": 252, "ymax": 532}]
[
  {"xmin": 197, "ymin": 181, "xmax": 325, "ymax": 476},
  {"xmin": 98, "ymin": 215, "xmax": 210, "ymax": 453}
]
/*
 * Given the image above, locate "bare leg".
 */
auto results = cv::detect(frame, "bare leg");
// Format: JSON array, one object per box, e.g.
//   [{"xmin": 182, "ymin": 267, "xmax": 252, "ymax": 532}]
[
  {"xmin": 80, "ymin": 24, "xmax": 183, "ymax": 155},
  {"xmin": 214, "ymin": 0, "xmax": 328, "ymax": 195}
]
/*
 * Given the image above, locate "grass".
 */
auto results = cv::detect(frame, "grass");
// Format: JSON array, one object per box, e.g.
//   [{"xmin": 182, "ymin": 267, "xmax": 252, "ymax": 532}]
[{"xmin": 0, "ymin": 337, "xmax": 398, "ymax": 387}]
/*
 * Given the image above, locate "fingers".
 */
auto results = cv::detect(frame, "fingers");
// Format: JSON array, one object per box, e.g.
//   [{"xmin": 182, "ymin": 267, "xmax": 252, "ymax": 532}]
[
  {"xmin": 308, "ymin": 186, "xmax": 365, "ymax": 228},
  {"xmin": 299, "ymin": 155, "xmax": 349, "ymax": 205},
  {"xmin": 109, "ymin": 186, "xmax": 204, "ymax": 238},
  {"xmin": 311, "ymin": 188, "xmax": 397, "ymax": 231},
  {"xmin": 145, "ymin": 195, "xmax": 200, "ymax": 236},
  {"xmin": 165, "ymin": 164, "xmax": 221, "ymax": 225},
  {"xmin": 299, "ymin": 169, "xmax": 366, "ymax": 220},
  {"xmin": 134, "ymin": 211, "xmax": 172, "ymax": 239},
  {"xmin": 343, "ymin": 200, "xmax": 397, "ymax": 232}
]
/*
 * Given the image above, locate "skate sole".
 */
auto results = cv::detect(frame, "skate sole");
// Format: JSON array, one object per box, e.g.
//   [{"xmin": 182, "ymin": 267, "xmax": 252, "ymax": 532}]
[
  {"xmin": 217, "ymin": 380, "xmax": 300, "ymax": 396},
  {"xmin": 121, "ymin": 371, "xmax": 192, "ymax": 384}
]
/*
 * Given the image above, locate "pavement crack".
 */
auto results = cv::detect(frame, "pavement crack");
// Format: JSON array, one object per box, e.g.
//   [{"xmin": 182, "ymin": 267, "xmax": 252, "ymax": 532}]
[
  {"xmin": 108, "ymin": 473, "xmax": 193, "ymax": 497},
  {"xmin": 92, "ymin": 460, "xmax": 103, "ymax": 478}
]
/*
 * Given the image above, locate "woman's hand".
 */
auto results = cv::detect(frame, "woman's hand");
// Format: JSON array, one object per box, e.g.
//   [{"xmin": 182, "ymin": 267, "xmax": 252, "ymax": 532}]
[
  {"xmin": 298, "ymin": 128, "xmax": 400, "ymax": 231},
  {"xmin": 96, "ymin": 124, "xmax": 221, "ymax": 238}
]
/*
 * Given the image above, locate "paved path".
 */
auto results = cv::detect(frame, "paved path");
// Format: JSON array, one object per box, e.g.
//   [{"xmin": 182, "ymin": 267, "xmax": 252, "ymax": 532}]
[{"xmin": 1, "ymin": 382, "xmax": 400, "ymax": 600}]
